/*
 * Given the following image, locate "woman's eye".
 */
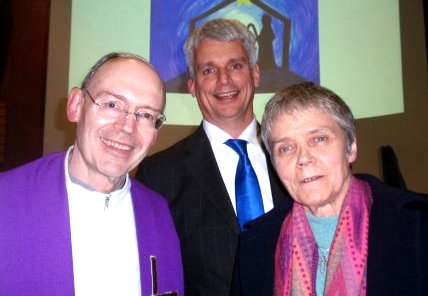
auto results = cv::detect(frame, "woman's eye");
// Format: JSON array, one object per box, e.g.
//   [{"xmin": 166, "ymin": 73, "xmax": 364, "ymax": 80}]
[
  {"xmin": 280, "ymin": 145, "xmax": 292, "ymax": 154},
  {"xmin": 314, "ymin": 136, "xmax": 327, "ymax": 143}
]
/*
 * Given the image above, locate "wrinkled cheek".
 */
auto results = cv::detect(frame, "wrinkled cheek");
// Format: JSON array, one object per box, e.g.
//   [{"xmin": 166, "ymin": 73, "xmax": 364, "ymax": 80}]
[
  {"xmin": 281, "ymin": 177, "xmax": 297, "ymax": 198},
  {"xmin": 279, "ymin": 165, "xmax": 293, "ymax": 181},
  {"xmin": 288, "ymin": 185, "xmax": 299, "ymax": 202}
]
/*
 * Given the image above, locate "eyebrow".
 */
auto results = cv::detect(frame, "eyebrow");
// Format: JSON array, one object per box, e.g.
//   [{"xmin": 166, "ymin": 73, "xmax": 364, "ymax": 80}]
[
  {"xmin": 270, "ymin": 126, "xmax": 335, "ymax": 145},
  {"xmin": 96, "ymin": 90, "xmax": 162, "ymax": 112},
  {"xmin": 228, "ymin": 57, "xmax": 249, "ymax": 64},
  {"xmin": 307, "ymin": 126, "xmax": 335, "ymax": 135},
  {"xmin": 197, "ymin": 56, "xmax": 249, "ymax": 69},
  {"xmin": 271, "ymin": 136, "xmax": 291, "ymax": 145}
]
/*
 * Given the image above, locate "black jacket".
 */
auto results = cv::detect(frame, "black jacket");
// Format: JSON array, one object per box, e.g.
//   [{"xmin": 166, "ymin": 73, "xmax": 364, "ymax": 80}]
[
  {"xmin": 231, "ymin": 174, "xmax": 428, "ymax": 296},
  {"xmin": 136, "ymin": 124, "xmax": 288, "ymax": 296}
]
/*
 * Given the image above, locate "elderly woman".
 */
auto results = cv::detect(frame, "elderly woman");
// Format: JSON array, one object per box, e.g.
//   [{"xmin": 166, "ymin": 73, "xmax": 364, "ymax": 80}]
[{"xmin": 231, "ymin": 82, "xmax": 428, "ymax": 296}]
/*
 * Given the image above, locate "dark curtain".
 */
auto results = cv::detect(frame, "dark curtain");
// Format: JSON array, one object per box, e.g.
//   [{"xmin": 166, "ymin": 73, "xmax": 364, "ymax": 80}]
[{"xmin": 0, "ymin": 0, "xmax": 12, "ymax": 85}]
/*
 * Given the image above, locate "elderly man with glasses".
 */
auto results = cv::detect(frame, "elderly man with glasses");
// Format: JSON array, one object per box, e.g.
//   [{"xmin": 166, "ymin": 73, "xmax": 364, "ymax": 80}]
[{"xmin": 0, "ymin": 52, "xmax": 183, "ymax": 296}]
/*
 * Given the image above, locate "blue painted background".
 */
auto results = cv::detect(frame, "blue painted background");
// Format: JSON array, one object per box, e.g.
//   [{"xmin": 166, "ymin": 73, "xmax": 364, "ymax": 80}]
[{"xmin": 150, "ymin": 0, "xmax": 319, "ymax": 85}]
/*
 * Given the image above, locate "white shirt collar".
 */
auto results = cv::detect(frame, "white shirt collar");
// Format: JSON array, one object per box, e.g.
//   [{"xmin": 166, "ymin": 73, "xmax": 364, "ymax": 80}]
[
  {"xmin": 64, "ymin": 146, "xmax": 132, "ymax": 207},
  {"xmin": 203, "ymin": 117, "xmax": 259, "ymax": 145}
]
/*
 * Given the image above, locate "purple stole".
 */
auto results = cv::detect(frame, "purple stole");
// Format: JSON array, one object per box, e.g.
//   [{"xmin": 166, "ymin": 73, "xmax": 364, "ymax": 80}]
[{"xmin": 0, "ymin": 152, "xmax": 183, "ymax": 295}]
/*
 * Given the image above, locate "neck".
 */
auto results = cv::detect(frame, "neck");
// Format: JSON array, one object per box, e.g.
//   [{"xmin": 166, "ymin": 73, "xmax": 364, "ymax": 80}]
[
  {"xmin": 69, "ymin": 165, "xmax": 126, "ymax": 193},
  {"xmin": 68, "ymin": 150, "xmax": 126, "ymax": 194},
  {"xmin": 208, "ymin": 115, "xmax": 254, "ymax": 138}
]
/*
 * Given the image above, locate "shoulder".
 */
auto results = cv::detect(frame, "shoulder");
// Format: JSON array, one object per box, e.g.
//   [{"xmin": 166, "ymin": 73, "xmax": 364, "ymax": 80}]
[
  {"xmin": 130, "ymin": 178, "xmax": 168, "ymax": 205},
  {"xmin": 0, "ymin": 152, "xmax": 67, "ymax": 206},
  {"xmin": 143, "ymin": 141, "xmax": 187, "ymax": 164},
  {"xmin": 233, "ymin": 199, "xmax": 292, "ymax": 296},
  {"xmin": 356, "ymin": 174, "xmax": 428, "ymax": 205},
  {"xmin": 136, "ymin": 126, "xmax": 209, "ymax": 181},
  {"xmin": 136, "ymin": 139, "xmax": 189, "ymax": 182},
  {"xmin": 356, "ymin": 175, "xmax": 428, "ymax": 227},
  {"xmin": 145, "ymin": 126, "xmax": 206, "ymax": 162},
  {"xmin": 0, "ymin": 152, "xmax": 65, "ymax": 183},
  {"xmin": 130, "ymin": 178, "xmax": 179, "ymax": 240},
  {"xmin": 242, "ymin": 198, "xmax": 292, "ymax": 241},
  {"xmin": 361, "ymin": 174, "xmax": 428, "ymax": 295}
]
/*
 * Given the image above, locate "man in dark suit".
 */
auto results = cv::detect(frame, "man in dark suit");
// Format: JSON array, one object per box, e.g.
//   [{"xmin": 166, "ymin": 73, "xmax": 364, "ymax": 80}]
[{"xmin": 136, "ymin": 19, "xmax": 288, "ymax": 296}]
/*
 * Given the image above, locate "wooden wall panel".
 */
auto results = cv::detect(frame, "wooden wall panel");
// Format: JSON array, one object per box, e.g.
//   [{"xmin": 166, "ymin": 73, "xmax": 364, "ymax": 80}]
[{"xmin": 0, "ymin": 0, "xmax": 50, "ymax": 170}]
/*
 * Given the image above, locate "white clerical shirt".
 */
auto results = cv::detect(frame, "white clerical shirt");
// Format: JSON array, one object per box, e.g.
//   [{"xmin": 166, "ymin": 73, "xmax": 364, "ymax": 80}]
[{"xmin": 65, "ymin": 147, "xmax": 141, "ymax": 296}]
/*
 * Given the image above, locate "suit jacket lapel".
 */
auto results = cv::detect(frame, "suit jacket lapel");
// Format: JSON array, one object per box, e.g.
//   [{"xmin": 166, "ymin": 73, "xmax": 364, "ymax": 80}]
[{"xmin": 183, "ymin": 125, "xmax": 240, "ymax": 234}]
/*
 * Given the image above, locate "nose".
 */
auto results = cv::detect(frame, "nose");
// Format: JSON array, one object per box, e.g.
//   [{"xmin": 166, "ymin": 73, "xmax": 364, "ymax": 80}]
[
  {"xmin": 217, "ymin": 68, "xmax": 231, "ymax": 85},
  {"xmin": 297, "ymin": 146, "xmax": 314, "ymax": 166},
  {"xmin": 118, "ymin": 111, "xmax": 137, "ymax": 134}
]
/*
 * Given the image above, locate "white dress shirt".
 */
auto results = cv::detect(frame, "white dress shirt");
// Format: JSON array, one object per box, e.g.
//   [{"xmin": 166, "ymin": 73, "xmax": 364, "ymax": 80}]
[
  {"xmin": 64, "ymin": 147, "xmax": 141, "ymax": 296},
  {"xmin": 203, "ymin": 118, "xmax": 274, "ymax": 214}
]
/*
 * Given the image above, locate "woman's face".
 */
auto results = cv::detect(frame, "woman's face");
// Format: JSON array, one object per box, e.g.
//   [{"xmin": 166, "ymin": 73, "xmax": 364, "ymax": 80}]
[{"xmin": 270, "ymin": 107, "xmax": 357, "ymax": 216}]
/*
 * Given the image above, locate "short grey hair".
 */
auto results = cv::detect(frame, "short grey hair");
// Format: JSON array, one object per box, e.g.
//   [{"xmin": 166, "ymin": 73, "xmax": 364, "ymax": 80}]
[
  {"xmin": 261, "ymin": 82, "xmax": 356, "ymax": 156},
  {"xmin": 80, "ymin": 52, "xmax": 166, "ymax": 112},
  {"xmin": 183, "ymin": 18, "xmax": 258, "ymax": 79}
]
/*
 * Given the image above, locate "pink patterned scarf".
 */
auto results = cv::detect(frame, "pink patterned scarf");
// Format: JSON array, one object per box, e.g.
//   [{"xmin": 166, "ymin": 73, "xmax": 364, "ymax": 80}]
[{"xmin": 274, "ymin": 177, "xmax": 372, "ymax": 296}]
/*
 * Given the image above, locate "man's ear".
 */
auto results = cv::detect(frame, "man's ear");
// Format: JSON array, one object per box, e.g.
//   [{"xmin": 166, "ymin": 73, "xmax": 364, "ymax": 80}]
[
  {"xmin": 187, "ymin": 78, "xmax": 196, "ymax": 97},
  {"xmin": 252, "ymin": 64, "xmax": 261, "ymax": 88},
  {"xmin": 67, "ymin": 87, "xmax": 84, "ymax": 122}
]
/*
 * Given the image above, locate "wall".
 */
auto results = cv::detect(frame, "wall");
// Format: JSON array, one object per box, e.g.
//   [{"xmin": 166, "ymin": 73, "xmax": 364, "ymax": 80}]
[
  {"xmin": 44, "ymin": 0, "xmax": 428, "ymax": 193},
  {"xmin": 351, "ymin": 0, "xmax": 428, "ymax": 193},
  {"xmin": 0, "ymin": 0, "xmax": 50, "ymax": 170},
  {"xmin": 43, "ymin": 0, "xmax": 72, "ymax": 154}
]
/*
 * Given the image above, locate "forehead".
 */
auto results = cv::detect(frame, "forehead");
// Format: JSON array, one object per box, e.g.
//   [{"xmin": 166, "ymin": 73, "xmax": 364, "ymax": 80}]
[
  {"xmin": 88, "ymin": 58, "xmax": 164, "ymax": 105},
  {"xmin": 272, "ymin": 107, "xmax": 341, "ymax": 136},
  {"xmin": 89, "ymin": 58, "xmax": 163, "ymax": 93},
  {"xmin": 194, "ymin": 39, "xmax": 248, "ymax": 64}
]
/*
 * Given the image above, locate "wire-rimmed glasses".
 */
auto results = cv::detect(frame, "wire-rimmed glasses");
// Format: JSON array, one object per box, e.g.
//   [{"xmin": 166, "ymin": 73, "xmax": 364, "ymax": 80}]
[{"xmin": 84, "ymin": 89, "xmax": 166, "ymax": 129}]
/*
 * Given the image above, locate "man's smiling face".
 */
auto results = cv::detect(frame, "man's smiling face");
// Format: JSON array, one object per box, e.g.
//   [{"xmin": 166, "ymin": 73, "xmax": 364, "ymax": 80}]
[
  {"xmin": 67, "ymin": 57, "xmax": 164, "ymax": 192},
  {"xmin": 188, "ymin": 38, "xmax": 260, "ymax": 131}
]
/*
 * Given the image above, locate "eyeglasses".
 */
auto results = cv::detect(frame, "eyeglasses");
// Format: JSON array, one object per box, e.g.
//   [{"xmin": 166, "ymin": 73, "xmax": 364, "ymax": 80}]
[{"xmin": 84, "ymin": 89, "xmax": 166, "ymax": 129}]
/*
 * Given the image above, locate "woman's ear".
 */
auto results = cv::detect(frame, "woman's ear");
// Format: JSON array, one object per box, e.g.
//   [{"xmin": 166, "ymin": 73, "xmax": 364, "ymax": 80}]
[{"xmin": 347, "ymin": 138, "xmax": 358, "ymax": 163}]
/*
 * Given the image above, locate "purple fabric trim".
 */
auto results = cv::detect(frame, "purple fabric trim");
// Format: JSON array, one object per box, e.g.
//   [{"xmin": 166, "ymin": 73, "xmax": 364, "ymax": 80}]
[
  {"xmin": 131, "ymin": 179, "xmax": 184, "ymax": 295},
  {"xmin": 0, "ymin": 152, "xmax": 74, "ymax": 295},
  {"xmin": 0, "ymin": 152, "xmax": 183, "ymax": 295}
]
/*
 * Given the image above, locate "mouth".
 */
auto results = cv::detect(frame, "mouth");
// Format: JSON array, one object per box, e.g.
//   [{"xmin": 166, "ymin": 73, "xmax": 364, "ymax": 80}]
[
  {"xmin": 301, "ymin": 175, "xmax": 323, "ymax": 184},
  {"xmin": 214, "ymin": 91, "xmax": 239, "ymax": 100},
  {"xmin": 101, "ymin": 137, "xmax": 133, "ymax": 152}
]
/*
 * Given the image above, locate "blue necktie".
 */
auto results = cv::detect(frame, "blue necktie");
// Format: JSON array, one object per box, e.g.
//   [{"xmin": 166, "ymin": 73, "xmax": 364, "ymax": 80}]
[{"xmin": 225, "ymin": 139, "xmax": 264, "ymax": 230}]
